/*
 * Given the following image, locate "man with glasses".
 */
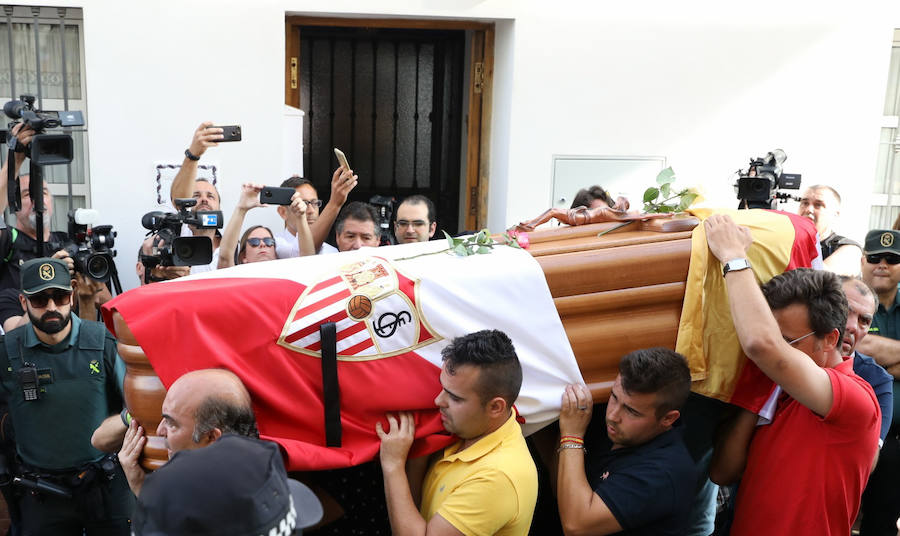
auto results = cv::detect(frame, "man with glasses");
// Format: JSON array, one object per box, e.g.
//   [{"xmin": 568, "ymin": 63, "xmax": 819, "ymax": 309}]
[
  {"xmin": 0, "ymin": 257, "xmax": 133, "ymax": 534},
  {"xmin": 394, "ymin": 195, "xmax": 437, "ymax": 244},
  {"xmin": 857, "ymin": 229, "xmax": 900, "ymax": 535},
  {"xmin": 275, "ymin": 169, "xmax": 357, "ymax": 258},
  {"xmin": 705, "ymin": 215, "xmax": 879, "ymax": 536}
]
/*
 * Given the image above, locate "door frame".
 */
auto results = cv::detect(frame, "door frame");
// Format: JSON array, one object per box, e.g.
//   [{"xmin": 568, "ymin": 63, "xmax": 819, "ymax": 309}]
[{"xmin": 285, "ymin": 16, "xmax": 494, "ymax": 230}]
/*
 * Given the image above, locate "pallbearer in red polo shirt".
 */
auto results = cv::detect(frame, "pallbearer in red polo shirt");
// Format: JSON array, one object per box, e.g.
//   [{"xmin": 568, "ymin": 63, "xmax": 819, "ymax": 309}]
[{"xmin": 706, "ymin": 214, "xmax": 880, "ymax": 536}]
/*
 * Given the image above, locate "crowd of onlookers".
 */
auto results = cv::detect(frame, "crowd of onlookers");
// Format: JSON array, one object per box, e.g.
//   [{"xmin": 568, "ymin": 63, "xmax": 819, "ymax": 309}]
[{"xmin": 1, "ymin": 118, "xmax": 900, "ymax": 535}]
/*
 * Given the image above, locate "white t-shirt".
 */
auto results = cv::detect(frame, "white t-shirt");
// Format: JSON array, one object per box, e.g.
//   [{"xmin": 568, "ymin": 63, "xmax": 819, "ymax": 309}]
[
  {"xmin": 189, "ymin": 247, "xmax": 220, "ymax": 275},
  {"xmin": 274, "ymin": 226, "xmax": 337, "ymax": 258}
]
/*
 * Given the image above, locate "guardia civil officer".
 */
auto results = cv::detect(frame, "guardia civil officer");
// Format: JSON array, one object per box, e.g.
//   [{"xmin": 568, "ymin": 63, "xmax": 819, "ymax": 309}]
[{"xmin": 0, "ymin": 257, "xmax": 133, "ymax": 535}]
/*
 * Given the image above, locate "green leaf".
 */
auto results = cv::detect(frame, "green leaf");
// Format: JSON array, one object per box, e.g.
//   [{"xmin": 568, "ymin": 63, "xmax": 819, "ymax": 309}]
[
  {"xmin": 659, "ymin": 183, "xmax": 671, "ymax": 199},
  {"xmin": 656, "ymin": 167, "xmax": 676, "ymax": 185},
  {"xmin": 657, "ymin": 205, "xmax": 674, "ymax": 213},
  {"xmin": 453, "ymin": 244, "xmax": 469, "ymax": 256},
  {"xmin": 643, "ymin": 187, "xmax": 659, "ymax": 203},
  {"xmin": 443, "ymin": 230, "xmax": 455, "ymax": 250},
  {"xmin": 477, "ymin": 246, "xmax": 491, "ymax": 254},
  {"xmin": 677, "ymin": 193, "xmax": 698, "ymax": 212}
]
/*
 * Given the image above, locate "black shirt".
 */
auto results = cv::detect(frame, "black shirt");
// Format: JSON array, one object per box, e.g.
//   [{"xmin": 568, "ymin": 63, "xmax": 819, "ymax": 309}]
[
  {"xmin": 0, "ymin": 228, "xmax": 69, "ymax": 292},
  {"xmin": 820, "ymin": 232, "xmax": 861, "ymax": 261},
  {"xmin": 585, "ymin": 425, "xmax": 698, "ymax": 536}
]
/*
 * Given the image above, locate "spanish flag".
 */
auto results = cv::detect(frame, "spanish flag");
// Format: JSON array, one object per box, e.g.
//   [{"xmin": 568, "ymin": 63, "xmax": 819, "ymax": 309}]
[{"xmin": 677, "ymin": 209, "xmax": 822, "ymax": 414}]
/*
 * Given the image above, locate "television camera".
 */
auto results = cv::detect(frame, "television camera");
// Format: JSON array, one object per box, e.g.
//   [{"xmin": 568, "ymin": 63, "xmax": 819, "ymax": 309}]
[
  {"xmin": 734, "ymin": 149, "xmax": 802, "ymax": 210},
  {"xmin": 140, "ymin": 199, "xmax": 223, "ymax": 283}
]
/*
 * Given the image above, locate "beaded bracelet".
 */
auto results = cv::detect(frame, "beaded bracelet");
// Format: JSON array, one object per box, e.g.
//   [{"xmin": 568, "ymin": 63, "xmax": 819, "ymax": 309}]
[{"xmin": 560, "ymin": 435, "xmax": 584, "ymax": 445}]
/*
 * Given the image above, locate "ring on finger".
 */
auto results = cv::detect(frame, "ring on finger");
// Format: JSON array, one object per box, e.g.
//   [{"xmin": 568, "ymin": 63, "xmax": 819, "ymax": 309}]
[{"xmin": 578, "ymin": 406, "xmax": 588, "ymax": 410}]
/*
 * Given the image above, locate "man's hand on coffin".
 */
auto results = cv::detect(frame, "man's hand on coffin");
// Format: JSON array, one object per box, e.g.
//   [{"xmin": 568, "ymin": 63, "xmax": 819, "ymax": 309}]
[
  {"xmin": 559, "ymin": 383, "xmax": 593, "ymax": 437},
  {"xmin": 118, "ymin": 418, "xmax": 148, "ymax": 496},
  {"xmin": 704, "ymin": 214, "xmax": 753, "ymax": 264},
  {"xmin": 376, "ymin": 412, "xmax": 416, "ymax": 472}
]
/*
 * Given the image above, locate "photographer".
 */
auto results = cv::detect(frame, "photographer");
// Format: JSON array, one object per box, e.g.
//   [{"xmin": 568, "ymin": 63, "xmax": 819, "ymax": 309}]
[
  {"xmin": 169, "ymin": 121, "xmax": 225, "ymax": 274},
  {"xmin": 136, "ymin": 235, "xmax": 189, "ymax": 286},
  {"xmin": 217, "ymin": 183, "xmax": 314, "ymax": 269}
]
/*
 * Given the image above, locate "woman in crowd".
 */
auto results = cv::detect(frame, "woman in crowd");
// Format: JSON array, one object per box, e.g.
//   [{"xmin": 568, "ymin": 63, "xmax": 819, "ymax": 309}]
[{"xmin": 218, "ymin": 182, "xmax": 314, "ymax": 268}]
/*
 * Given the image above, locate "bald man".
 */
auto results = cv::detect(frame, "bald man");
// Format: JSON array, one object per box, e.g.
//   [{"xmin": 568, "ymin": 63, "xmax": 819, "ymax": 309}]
[
  {"xmin": 797, "ymin": 185, "xmax": 862, "ymax": 275},
  {"xmin": 91, "ymin": 368, "xmax": 257, "ymax": 496}
]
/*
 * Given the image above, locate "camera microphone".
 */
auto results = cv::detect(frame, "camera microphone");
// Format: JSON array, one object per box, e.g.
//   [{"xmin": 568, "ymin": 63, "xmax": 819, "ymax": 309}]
[
  {"xmin": 2, "ymin": 100, "xmax": 26, "ymax": 120},
  {"xmin": 141, "ymin": 211, "xmax": 169, "ymax": 231},
  {"xmin": 73, "ymin": 208, "xmax": 100, "ymax": 226}
]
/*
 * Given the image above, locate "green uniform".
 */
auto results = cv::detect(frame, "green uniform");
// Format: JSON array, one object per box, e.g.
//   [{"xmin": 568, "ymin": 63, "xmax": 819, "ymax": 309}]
[
  {"xmin": 861, "ymin": 289, "xmax": 900, "ymax": 535},
  {"xmin": 0, "ymin": 314, "xmax": 133, "ymax": 535},
  {"xmin": 870, "ymin": 291, "xmax": 900, "ymax": 423}
]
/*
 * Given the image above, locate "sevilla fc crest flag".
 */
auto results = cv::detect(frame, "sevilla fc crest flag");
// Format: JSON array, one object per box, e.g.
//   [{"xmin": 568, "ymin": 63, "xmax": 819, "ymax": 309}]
[{"xmin": 104, "ymin": 242, "xmax": 583, "ymax": 470}]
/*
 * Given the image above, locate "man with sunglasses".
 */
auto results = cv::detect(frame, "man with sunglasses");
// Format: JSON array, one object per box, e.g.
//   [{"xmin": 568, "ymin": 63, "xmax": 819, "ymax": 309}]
[
  {"xmin": 705, "ymin": 215, "xmax": 879, "ymax": 536},
  {"xmin": 856, "ymin": 229, "xmax": 900, "ymax": 536},
  {"xmin": 394, "ymin": 196, "xmax": 437, "ymax": 244},
  {"xmin": 0, "ymin": 257, "xmax": 133, "ymax": 535}
]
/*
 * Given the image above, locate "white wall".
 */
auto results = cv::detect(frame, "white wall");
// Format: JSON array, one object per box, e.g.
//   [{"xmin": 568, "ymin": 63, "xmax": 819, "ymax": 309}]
[{"xmin": 10, "ymin": 0, "xmax": 900, "ymax": 290}]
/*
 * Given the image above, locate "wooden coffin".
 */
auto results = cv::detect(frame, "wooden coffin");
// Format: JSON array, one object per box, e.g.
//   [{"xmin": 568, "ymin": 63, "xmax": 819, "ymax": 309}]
[{"xmin": 111, "ymin": 215, "xmax": 698, "ymax": 469}]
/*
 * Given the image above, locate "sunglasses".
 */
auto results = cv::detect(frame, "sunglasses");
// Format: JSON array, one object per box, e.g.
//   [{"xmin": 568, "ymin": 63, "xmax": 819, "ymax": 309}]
[
  {"xmin": 246, "ymin": 237, "xmax": 275, "ymax": 248},
  {"xmin": 27, "ymin": 289, "xmax": 72, "ymax": 308},
  {"xmin": 303, "ymin": 199, "xmax": 323, "ymax": 208},
  {"xmin": 866, "ymin": 253, "xmax": 900, "ymax": 265}
]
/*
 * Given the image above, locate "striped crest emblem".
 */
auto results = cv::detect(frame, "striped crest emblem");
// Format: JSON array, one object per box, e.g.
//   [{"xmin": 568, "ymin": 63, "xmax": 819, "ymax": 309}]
[{"xmin": 277, "ymin": 256, "xmax": 441, "ymax": 360}]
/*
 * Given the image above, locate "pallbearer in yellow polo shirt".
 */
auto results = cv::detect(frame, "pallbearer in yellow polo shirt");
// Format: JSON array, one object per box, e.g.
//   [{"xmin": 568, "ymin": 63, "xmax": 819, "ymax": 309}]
[{"xmin": 376, "ymin": 329, "xmax": 538, "ymax": 536}]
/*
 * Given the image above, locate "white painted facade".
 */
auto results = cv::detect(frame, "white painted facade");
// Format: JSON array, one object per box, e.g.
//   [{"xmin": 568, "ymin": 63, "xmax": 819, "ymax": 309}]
[{"xmin": 7, "ymin": 0, "xmax": 899, "ymax": 290}]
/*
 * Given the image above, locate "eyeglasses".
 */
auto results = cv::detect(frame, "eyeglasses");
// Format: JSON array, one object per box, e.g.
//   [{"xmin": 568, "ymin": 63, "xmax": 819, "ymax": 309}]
[
  {"xmin": 246, "ymin": 237, "xmax": 275, "ymax": 247},
  {"xmin": 303, "ymin": 199, "xmax": 323, "ymax": 208},
  {"xmin": 27, "ymin": 289, "xmax": 72, "ymax": 308},
  {"xmin": 866, "ymin": 253, "xmax": 900, "ymax": 265},
  {"xmin": 783, "ymin": 331, "xmax": 815, "ymax": 346},
  {"xmin": 396, "ymin": 220, "xmax": 428, "ymax": 229}
]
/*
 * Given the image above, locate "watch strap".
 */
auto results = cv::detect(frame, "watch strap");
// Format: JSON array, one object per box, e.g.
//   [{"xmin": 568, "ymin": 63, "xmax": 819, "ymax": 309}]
[
  {"xmin": 184, "ymin": 148, "xmax": 200, "ymax": 161},
  {"xmin": 723, "ymin": 258, "xmax": 751, "ymax": 277}
]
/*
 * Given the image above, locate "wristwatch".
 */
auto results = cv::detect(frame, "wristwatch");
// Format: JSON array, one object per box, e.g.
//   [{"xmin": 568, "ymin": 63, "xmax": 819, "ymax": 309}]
[{"xmin": 722, "ymin": 258, "xmax": 751, "ymax": 277}]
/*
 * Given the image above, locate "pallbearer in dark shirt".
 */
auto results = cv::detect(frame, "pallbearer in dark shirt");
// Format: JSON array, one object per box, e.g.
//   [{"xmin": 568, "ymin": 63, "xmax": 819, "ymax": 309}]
[{"xmin": 556, "ymin": 348, "xmax": 697, "ymax": 536}]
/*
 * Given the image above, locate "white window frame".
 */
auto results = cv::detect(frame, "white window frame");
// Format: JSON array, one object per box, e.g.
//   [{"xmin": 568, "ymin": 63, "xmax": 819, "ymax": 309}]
[{"xmin": 0, "ymin": 5, "xmax": 89, "ymax": 233}]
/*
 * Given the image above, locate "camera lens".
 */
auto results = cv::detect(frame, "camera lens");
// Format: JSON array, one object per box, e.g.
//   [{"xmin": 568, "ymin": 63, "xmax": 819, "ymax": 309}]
[
  {"xmin": 86, "ymin": 254, "xmax": 110, "ymax": 281},
  {"xmin": 175, "ymin": 242, "xmax": 195, "ymax": 260}
]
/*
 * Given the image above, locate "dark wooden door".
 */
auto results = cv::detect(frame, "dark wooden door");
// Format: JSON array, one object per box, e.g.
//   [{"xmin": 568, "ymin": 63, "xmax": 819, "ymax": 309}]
[{"xmin": 297, "ymin": 26, "xmax": 466, "ymax": 236}]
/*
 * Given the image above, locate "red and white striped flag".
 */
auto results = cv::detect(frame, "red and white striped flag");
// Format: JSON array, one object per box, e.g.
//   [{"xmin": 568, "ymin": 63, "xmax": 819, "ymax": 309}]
[{"xmin": 103, "ymin": 241, "xmax": 582, "ymax": 470}]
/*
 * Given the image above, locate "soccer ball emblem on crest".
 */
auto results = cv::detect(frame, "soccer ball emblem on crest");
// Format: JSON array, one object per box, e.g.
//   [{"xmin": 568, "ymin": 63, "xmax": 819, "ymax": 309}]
[{"xmin": 278, "ymin": 256, "xmax": 442, "ymax": 361}]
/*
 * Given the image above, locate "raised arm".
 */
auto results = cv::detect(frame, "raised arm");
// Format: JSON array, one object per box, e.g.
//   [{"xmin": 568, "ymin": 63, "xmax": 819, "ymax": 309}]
[
  {"xmin": 705, "ymin": 214, "xmax": 835, "ymax": 417},
  {"xmin": 0, "ymin": 123, "xmax": 36, "ymax": 213},
  {"xmin": 557, "ymin": 384, "xmax": 623, "ymax": 536},
  {"xmin": 287, "ymin": 193, "xmax": 316, "ymax": 257},
  {"xmin": 311, "ymin": 166, "xmax": 357, "ymax": 250},
  {"xmin": 217, "ymin": 183, "xmax": 264, "ymax": 269},
  {"xmin": 170, "ymin": 122, "xmax": 222, "ymax": 204}
]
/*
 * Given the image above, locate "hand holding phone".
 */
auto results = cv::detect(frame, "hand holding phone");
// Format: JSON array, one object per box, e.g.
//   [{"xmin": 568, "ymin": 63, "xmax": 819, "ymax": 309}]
[
  {"xmin": 259, "ymin": 186, "xmax": 295, "ymax": 205},
  {"xmin": 213, "ymin": 125, "xmax": 242, "ymax": 142},
  {"xmin": 334, "ymin": 148, "xmax": 351, "ymax": 170}
]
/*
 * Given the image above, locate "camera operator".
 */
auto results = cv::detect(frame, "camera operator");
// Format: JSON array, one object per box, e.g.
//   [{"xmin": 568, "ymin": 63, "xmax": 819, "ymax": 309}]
[
  {"xmin": 136, "ymin": 235, "xmax": 189, "ymax": 286},
  {"xmin": 217, "ymin": 182, "xmax": 314, "ymax": 269},
  {"xmin": 796, "ymin": 185, "xmax": 862, "ymax": 276},
  {"xmin": 169, "ymin": 121, "xmax": 225, "ymax": 274}
]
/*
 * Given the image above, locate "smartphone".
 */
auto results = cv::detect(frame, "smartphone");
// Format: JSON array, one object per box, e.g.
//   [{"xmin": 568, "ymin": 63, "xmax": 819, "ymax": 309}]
[
  {"xmin": 334, "ymin": 148, "xmax": 351, "ymax": 170},
  {"xmin": 259, "ymin": 186, "xmax": 295, "ymax": 206},
  {"xmin": 213, "ymin": 125, "xmax": 242, "ymax": 142}
]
